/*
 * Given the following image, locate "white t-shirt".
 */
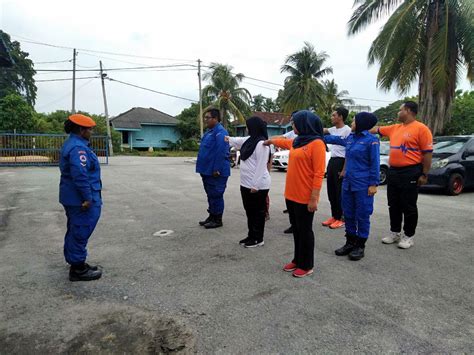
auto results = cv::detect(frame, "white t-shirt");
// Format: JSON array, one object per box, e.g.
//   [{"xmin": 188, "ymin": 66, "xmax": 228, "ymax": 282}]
[
  {"xmin": 228, "ymin": 137, "xmax": 271, "ymax": 190},
  {"xmin": 328, "ymin": 125, "xmax": 351, "ymax": 158},
  {"xmin": 283, "ymin": 130, "xmax": 297, "ymax": 139}
]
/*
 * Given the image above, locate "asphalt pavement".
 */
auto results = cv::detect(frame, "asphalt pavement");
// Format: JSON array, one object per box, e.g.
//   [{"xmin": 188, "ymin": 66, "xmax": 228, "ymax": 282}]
[{"xmin": 0, "ymin": 156, "xmax": 473, "ymax": 354}]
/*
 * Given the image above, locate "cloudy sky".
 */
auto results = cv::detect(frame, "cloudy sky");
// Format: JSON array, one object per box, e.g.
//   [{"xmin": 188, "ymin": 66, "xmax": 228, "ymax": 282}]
[{"xmin": 1, "ymin": 0, "xmax": 472, "ymax": 117}]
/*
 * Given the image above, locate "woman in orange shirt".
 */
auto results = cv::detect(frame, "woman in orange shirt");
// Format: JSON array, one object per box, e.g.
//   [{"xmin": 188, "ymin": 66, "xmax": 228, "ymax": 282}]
[{"xmin": 264, "ymin": 110, "xmax": 326, "ymax": 278}]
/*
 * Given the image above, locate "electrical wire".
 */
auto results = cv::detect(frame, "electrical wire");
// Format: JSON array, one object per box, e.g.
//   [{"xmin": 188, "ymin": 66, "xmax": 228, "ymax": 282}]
[
  {"xmin": 35, "ymin": 78, "xmax": 96, "ymax": 111},
  {"xmin": 36, "ymin": 76, "xmax": 99, "ymax": 82},
  {"xmin": 11, "ymin": 34, "xmax": 196, "ymax": 62},
  {"xmin": 106, "ymin": 77, "xmax": 197, "ymax": 102}
]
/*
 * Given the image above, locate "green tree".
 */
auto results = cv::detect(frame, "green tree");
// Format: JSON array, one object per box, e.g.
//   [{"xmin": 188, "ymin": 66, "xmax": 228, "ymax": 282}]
[
  {"xmin": 0, "ymin": 31, "xmax": 37, "ymax": 106},
  {"xmin": 373, "ymin": 96, "xmax": 418, "ymax": 125},
  {"xmin": 317, "ymin": 79, "xmax": 354, "ymax": 117},
  {"xmin": 445, "ymin": 90, "xmax": 474, "ymax": 135},
  {"xmin": 0, "ymin": 93, "xmax": 35, "ymax": 132},
  {"xmin": 280, "ymin": 42, "xmax": 333, "ymax": 114},
  {"xmin": 203, "ymin": 63, "xmax": 252, "ymax": 127},
  {"xmin": 251, "ymin": 94, "xmax": 279, "ymax": 112},
  {"xmin": 348, "ymin": 0, "xmax": 474, "ymax": 135},
  {"xmin": 251, "ymin": 94, "xmax": 265, "ymax": 111},
  {"xmin": 175, "ymin": 103, "xmax": 201, "ymax": 139}
]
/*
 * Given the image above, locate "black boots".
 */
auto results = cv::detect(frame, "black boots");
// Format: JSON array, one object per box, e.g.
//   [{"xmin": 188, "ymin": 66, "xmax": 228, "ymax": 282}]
[
  {"xmin": 349, "ymin": 237, "xmax": 366, "ymax": 261},
  {"xmin": 69, "ymin": 263, "xmax": 102, "ymax": 282},
  {"xmin": 335, "ymin": 234, "xmax": 356, "ymax": 256},
  {"xmin": 199, "ymin": 214, "xmax": 212, "ymax": 226},
  {"xmin": 203, "ymin": 214, "xmax": 223, "ymax": 229},
  {"xmin": 284, "ymin": 225, "xmax": 294, "ymax": 234},
  {"xmin": 335, "ymin": 235, "xmax": 367, "ymax": 261}
]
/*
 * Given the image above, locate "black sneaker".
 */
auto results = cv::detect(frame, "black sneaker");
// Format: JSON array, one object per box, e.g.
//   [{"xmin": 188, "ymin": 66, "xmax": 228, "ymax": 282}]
[
  {"xmin": 244, "ymin": 239, "xmax": 264, "ymax": 248},
  {"xmin": 239, "ymin": 237, "xmax": 251, "ymax": 245},
  {"xmin": 69, "ymin": 267, "xmax": 102, "ymax": 282},
  {"xmin": 284, "ymin": 226, "xmax": 293, "ymax": 234}
]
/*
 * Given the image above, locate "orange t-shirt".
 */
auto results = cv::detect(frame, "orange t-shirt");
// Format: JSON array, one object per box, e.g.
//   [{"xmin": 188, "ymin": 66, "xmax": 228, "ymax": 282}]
[
  {"xmin": 272, "ymin": 138, "xmax": 326, "ymax": 204},
  {"xmin": 378, "ymin": 120, "xmax": 433, "ymax": 168}
]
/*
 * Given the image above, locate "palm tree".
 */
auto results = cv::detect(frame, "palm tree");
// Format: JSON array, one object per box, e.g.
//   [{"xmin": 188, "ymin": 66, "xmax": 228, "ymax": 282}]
[
  {"xmin": 280, "ymin": 42, "xmax": 333, "ymax": 114},
  {"xmin": 202, "ymin": 63, "xmax": 252, "ymax": 127},
  {"xmin": 348, "ymin": 0, "xmax": 474, "ymax": 134},
  {"xmin": 318, "ymin": 79, "xmax": 355, "ymax": 116}
]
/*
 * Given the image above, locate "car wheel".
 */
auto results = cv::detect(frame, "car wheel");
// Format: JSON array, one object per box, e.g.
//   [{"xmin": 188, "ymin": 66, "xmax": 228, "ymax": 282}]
[
  {"xmin": 380, "ymin": 166, "xmax": 388, "ymax": 185},
  {"xmin": 447, "ymin": 173, "xmax": 464, "ymax": 195}
]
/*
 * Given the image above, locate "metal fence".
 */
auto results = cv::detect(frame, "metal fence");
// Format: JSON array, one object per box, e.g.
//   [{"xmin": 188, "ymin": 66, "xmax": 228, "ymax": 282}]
[{"xmin": 0, "ymin": 133, "xmax": 109, "ymax": 166}]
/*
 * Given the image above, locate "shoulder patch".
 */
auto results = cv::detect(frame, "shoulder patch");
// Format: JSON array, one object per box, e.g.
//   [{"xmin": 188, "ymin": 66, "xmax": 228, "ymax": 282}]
[
  {"xmin": 79, "ymin": 155, "xmax": 87, "ymax": 163},
  {"xmin": 77, "ymin": 150, "xmax": 86, "ymax": 154}
]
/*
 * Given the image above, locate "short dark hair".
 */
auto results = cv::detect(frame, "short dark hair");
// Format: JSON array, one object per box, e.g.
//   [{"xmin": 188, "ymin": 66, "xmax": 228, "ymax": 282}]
[
  {"xmin": 404, "ymin": 101, "xmax": 418, "ymax": 115},
  {"xmin": 64, "ymin": 119, "xmax": 81, "ymax": 134},
  {"xmin": 204, "ymin": 108, "xmax": 221, "ymax": 122},
  {"xmin": 335, "ymin": 107, "xmax": 349, "ymax": 121}
]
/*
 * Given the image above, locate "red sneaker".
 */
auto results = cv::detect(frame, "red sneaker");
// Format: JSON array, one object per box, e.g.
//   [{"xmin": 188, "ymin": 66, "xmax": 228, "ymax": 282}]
[
  {"xmin": 329, "ymin": 220, "xmax": 345, "ymax": 229},
  {"xmin": 322, "ymin": 217, "xmax": 336, "ymax": 227},
  {"xmin": 283, "ymin": 262, "xmax": 297, "ymax": 272},
  {"xmin": 292, "ymin": 268, "xmax": 314, "ymax": 278}
]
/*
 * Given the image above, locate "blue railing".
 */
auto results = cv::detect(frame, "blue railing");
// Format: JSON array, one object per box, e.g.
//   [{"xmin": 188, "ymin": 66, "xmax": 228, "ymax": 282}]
[{"xmin": 0, "ymin": 133, "xmax": 109, "ymax": 166}]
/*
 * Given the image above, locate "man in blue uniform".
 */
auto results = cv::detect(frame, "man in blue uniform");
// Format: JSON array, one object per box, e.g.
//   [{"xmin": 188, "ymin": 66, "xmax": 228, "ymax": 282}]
[
  {"xmin": 196, "ymin": 108, "xmax": 231, "ymax": 229},
  {"xmin": 324, "ymin": 112, "xmax": 380, "ymax": 260},
  {"xmin": 59, "ymin": 114, "xmax": 103, "ymax": 281}
]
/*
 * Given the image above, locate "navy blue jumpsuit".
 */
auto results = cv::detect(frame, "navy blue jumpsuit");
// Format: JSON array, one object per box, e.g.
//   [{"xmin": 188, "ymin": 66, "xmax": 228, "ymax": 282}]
[
  {"xmin": 325, "ymin": 131, "xmax": 380, "ymax": 239},
  {"xmin": 196, "ymin": 123, "xmax": 230, "ymax": 215},
  {"xmin": 59, "ymin": 133, "xmax": 102, "ymax": 266}
]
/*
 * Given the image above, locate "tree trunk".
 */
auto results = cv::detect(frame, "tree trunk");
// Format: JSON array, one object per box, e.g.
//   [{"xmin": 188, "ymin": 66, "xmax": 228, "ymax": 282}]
[
  {"xmin": 418, "ymin": 0, "xmax": 457, "ymax": 135},
  {"xmin": 419, "ymin": 73, "xmax": 454, "ymax": 135}
]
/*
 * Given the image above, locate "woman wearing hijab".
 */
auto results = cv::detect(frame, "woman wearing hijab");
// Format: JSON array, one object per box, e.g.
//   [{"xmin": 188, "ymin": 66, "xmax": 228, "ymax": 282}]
[
  {"xmin": 324, "ymin": 112, "xmax": 380, "ymax": 260},
  {"xmin": 264, "ymin": 110, "xmax": 326, "ymax": 278},
  {"xmin": 225, "ymin": 116, "xmax": 271, "ymax": 248}
]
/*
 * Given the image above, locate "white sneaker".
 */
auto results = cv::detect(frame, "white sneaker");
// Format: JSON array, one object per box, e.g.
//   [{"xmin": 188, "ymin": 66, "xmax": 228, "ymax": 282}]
[
  {"xmin": 382, "ymin": 231, "xmax": 401, "ymax": 244},
  {"xmin": 398, "ymin": 235, "xmax": 414, "ymax": 249}
]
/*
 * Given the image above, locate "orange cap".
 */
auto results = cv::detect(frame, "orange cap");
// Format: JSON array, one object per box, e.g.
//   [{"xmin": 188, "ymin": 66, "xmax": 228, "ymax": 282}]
[{"xmin": 69, "ymin": 114, "xmax": 96, "ymax": 128}]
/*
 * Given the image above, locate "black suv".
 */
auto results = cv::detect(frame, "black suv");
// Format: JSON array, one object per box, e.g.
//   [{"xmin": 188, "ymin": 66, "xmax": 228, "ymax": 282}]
[{"xmin": 423, "ymin": 136, "xmax": 474, "ymax": 195}]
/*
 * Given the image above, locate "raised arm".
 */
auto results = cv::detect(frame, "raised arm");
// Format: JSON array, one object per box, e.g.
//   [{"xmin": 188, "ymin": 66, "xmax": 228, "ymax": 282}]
[
  {"xmin": 324, "ymin": 134, "xmax": 347, "ymax": 146},
  {"xmin": 226, "ymin": 136, "xmax": 248, "ymax": 150}
]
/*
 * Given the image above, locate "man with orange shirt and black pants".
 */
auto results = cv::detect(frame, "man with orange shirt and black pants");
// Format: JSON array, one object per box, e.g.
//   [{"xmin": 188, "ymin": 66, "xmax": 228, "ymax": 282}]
[{"xmin": 370, "ymin": 101, "xmax": 433, "ymax": 249}]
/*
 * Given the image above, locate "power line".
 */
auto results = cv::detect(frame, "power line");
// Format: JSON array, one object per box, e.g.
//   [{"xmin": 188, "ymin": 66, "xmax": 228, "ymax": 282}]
[
  {"xmin": 11, "ymin": 34, "xmax": 196, "ymax": 62},
  {"xmin": 242, "ymin": 80, "xmax": 281, "ymax": 92},
  {"xmin": 31, "ymin": 64, "xmax": 196, "ymax": 72},
  {"xmin": 34, "ymin": 59, "xmax": 72, "ymax": 64},
  {"xmin": 13, "ymin": 35, "xmax": 396, "ymax": 106},
  {"xmin": 106, "ymin": 77, "xmax": 198, "ymax": 103},
  {"xmin": 36, "ymin": 76, "xmax": 99, "ymax": 82},
  {"xmin": 35, "ymin": 78, "xmax": 96, "ymax": 111}
]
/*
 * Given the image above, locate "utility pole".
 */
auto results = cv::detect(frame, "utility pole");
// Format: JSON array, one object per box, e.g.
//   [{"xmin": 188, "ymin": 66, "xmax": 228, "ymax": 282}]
[
  {"xmin": 198, "ymin": 59, "xmax": 203, "ymax": 137},
  {"xmin": 72, "ymin": 48, "xmax": 77, "ymax": 113},
  {"xmin": 99, "ymin": 61, "xmax": 114, "ymax": 156}
]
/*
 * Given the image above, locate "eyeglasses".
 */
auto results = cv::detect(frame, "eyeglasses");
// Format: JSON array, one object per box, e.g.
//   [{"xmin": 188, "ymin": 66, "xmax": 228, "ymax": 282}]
[{"xmin": 204, "ymin": 116, "xmax": 214, "ymax": 120}]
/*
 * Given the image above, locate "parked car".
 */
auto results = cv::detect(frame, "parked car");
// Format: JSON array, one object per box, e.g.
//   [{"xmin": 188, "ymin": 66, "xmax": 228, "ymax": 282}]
[
  {"xmin": 379, "ymin": 141, "xmax": 390, "ymax": 185},
  {"xmin": 273, "ymin": 142, "xmax": 391, "ymax": 186},
  {"xmin": 272, "ymin": 146, "xmax": 332, "ymax": 171},
  {"xmin": 421, "ymin": 135, "xmax": 474, "ymax": 195}
]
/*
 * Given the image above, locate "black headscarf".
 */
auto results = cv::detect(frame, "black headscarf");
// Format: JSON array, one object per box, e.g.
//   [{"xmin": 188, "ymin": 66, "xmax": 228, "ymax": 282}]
[
  {"xmin": 292, "ymin": 110, "xmax": 325, "ymax": 149},
  {"xmin": 355, "ymin": 112, "xmax": 378, "ymax": 134},
  {"xmin": 240, "ymin": 116, "xmax": 268, "ymax": 161}
]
